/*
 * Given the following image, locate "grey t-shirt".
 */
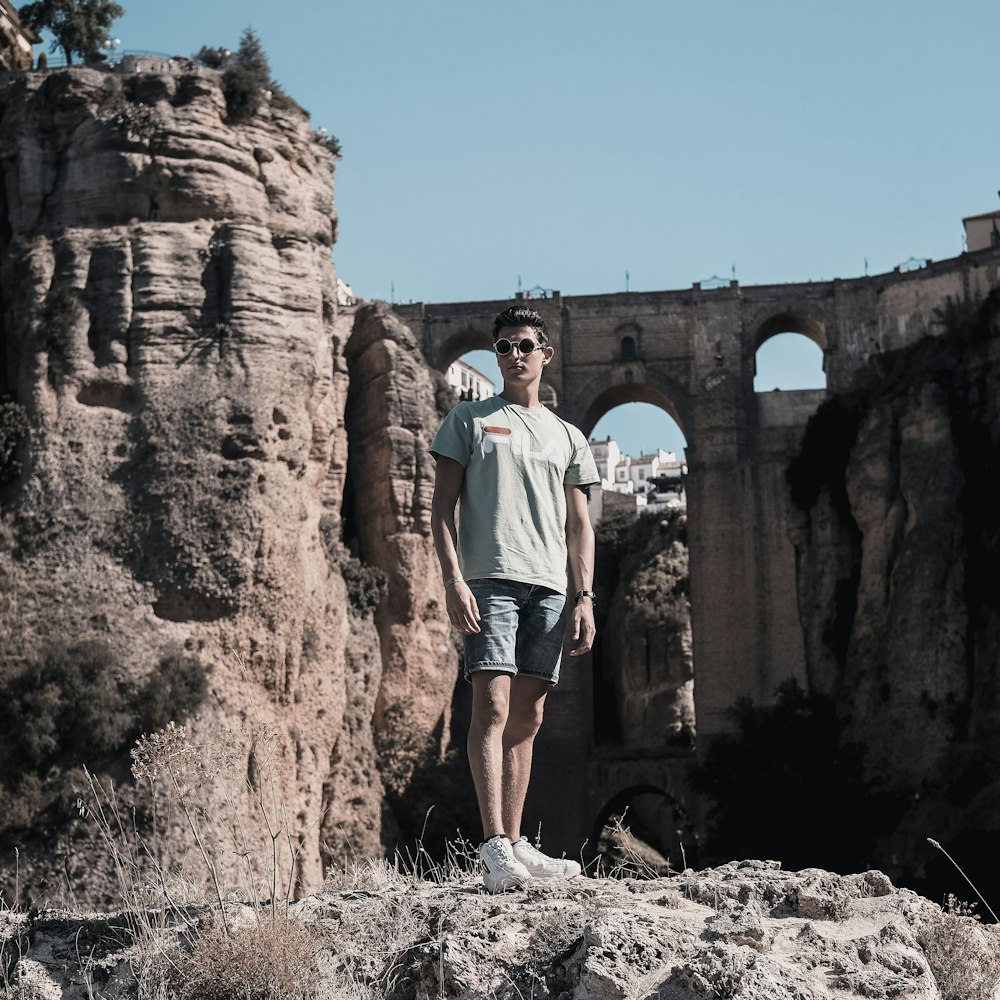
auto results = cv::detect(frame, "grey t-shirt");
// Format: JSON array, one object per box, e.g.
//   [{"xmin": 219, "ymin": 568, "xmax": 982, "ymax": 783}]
[{"xmin": 431, "ymin": 396, "xmax": 599, "ymax": 594}]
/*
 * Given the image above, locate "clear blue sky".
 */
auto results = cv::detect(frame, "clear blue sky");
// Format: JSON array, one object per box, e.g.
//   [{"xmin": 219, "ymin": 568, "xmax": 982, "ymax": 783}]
[{"xmin": 35, "ymin": 1, "xmax": 1000, "ymax": 456}]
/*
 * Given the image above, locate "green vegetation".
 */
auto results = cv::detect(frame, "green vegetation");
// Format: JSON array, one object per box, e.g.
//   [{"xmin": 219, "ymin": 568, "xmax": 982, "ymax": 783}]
[
  {"xmin": 0, "ymin": 642, "xmax": 208, "ymax": 843},
  {"xmin": 203, "ymin": 28, "xmax": 304, "ymax": 124},
  {"xmin": 313, "ymin": 129, "xmax": 342, "ymax": 158},
  {"xmin": 193, "ymin": 45, "xmax": 230, "ymax": 69},
  {"xmin": 596, "ymin": 506, "xmax": 689, "ymax": 632},
  {"xmin": 917, "ymin": 895, "xmax": 1000, "ymax": 1000},
  {"xmin": 374, "ymin": 699, "xmax": 478, "ymax": 851},
  {"xmin": 0, "ymin": 399, "xmax": 28, "ymax": 488},
  {"xmin": 220, "ymin": 28, "xmax": 270, "ymax": 123},
  {"xmin": 19, "ymin": 0, "xmax": 124, "ymax": 65},
  {"xmin": 318, "ymin": 514, "xmax": 388, "ymax": 618},
  {"xmin": 693, "ymin": 679, "xmax": 902, "ymax": 875}
]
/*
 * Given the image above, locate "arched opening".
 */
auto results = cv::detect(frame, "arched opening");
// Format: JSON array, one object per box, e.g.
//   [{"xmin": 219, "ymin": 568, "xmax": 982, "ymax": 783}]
[
  {"xmin": 591, "ymin": 785, "xmax": 690, "ymax": 876},
  {"xmin": 620, "ymin": 335, "xmax": 637, "ymax": 361},
  {"xmin": 585, "ymin": 398, "xmax": 694, "ymax": 753},
  {"xmin": 752, "ymin": 313, "xmax": 827, "ymax": 393},
  {"xmin": 588, "ymin": 402, "xmax": 687, "ymax": 519}
]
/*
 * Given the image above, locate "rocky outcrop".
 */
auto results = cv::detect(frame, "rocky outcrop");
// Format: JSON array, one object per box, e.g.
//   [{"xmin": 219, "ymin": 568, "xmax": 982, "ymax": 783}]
[
  {"xmin": 343, "ymin": 303, "xmax": 458, "ymax": 744},
  {"xmin": 787, "ymin": 293, "xmax": 1000, "ymax": 899},
  {"xmin": 0, "ymin": 63, "xmax": 366, "ymax": 897},
  {"xmin": 342, "ymin": 302, "xmax": 468, "ymax": 843},
  {"xmin": 4, "ymin": 862, "xmax": 997, "ymax": 999}
]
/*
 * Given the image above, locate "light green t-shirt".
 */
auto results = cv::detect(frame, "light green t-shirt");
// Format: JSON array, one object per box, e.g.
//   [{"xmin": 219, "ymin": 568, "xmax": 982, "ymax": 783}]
[{"xmin": 430, "ymin": 396, "xmax": 599, "ymax": 594}]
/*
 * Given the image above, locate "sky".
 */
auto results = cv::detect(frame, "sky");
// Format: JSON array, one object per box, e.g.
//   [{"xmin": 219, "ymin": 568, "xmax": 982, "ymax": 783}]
[{"xmin": 34, "ymin": 1, "xmax": 1000, "ymax": 457}]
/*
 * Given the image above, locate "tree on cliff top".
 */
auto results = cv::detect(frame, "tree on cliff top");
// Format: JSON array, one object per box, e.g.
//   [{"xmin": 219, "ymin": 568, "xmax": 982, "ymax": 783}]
[
  {"xmin": 19, "ymin": 0, "xmax": 124, "ymax": 65},
  {"xmin": 221, "ymin": 27, "xmax": 273, "ymax": 123}
]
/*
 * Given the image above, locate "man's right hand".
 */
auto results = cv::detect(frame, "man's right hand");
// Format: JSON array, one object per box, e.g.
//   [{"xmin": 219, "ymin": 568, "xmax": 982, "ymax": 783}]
[{"xmin": 446, "ymin": 581, "xmax": 481, "ymax": 633}]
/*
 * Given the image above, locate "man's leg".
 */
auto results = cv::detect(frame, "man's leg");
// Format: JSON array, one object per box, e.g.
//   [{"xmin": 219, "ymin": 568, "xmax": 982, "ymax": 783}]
[
  {"xmin": 467, "ymin": 671, "xmax": 512, "ymax": 839},
  {"xmin": 500, "ymin": 675, "xmax": 549, "ymax": 843}
]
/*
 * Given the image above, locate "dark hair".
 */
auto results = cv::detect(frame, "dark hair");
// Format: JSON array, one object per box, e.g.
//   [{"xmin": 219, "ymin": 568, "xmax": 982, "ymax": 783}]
[{"xmin": 492, "ymin": 306, "xmax": 548, "ymax": 344}]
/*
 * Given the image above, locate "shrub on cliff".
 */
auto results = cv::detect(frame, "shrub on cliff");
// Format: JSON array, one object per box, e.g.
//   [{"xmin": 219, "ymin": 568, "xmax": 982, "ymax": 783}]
[
  {"xmin": 194, "ymin": 45, "xmax": 230, "ymax": 69},
  {"xmin": 319, "ymin": 514, "xmax": 388, "ymax": 618},
  {"xmin": 0, "ymin": 641, "xmax": 209, "ymax": 771},
  {"xmin": 693, "ymin": 679, "xmax": 902, "ymax": 875},
  {"xmin": 375, "ymin": 699, "xmax": 480, "ymax": 855},
  {"xmin": 218, "ymin": 28, "xmax": 306, "ymax": 123},
  {"xmin": 595, "ymin": 507, "xmax": 689, "ymax": 632},
  {"xmin": 0, "ymin": 398, "xmax": 28, "ymax": 488},
  {"xmin": 0, "ymin": 643, "xmax": 209, "ymax": 843},
  {"xmin": 19, "ymin": 0, "xmax": 124, "ymax": 65}
]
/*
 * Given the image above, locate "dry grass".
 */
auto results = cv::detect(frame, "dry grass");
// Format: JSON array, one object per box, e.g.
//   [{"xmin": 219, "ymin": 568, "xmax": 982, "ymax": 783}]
[
  {"xmin": 167, "ymin": 915, "xmax": 321, "ymax": 1000},
  {"xmin": 590, "ymin": 809, "xmax": 671, "ymax": 879},
  {"xmin": 916, "ymin": 896, "xmax": 1000, "ymax": 1000},
  {"xmin": 68, "ymin": 651, "xmax": 328, "ymax": 998}
]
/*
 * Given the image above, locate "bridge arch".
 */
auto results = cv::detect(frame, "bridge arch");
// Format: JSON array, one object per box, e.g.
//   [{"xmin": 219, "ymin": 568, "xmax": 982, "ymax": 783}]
[
  {"xmin": 432, "ymin": 326, "xmax": 494, "ymax": 372},
  {"xmin": 574, "ymin": 368, "xmax": 691, "ymax": 446},
  {"xmin": 752, "ymin": 308, "xmax": 828, "ymax": 352},
  {"xmin": 590, "ymin": 783, "xmax": 688, "ymax": 873}
]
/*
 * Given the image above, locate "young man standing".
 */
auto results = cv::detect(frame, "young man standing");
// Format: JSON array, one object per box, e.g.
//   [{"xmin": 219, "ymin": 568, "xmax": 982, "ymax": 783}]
[{"xmin": 430, "ymin": 306, "xmax": 599, "ymax": 892}]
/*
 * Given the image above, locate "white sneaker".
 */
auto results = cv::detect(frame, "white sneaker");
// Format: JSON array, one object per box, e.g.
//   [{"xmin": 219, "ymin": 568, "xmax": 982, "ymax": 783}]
[
  {"xmin": 511, "ymin": 838, "xmax": 582, "ymax": 879},
  {"xmin": 479, "ymin": 835, "xmax": 532, "ymax": 893}
]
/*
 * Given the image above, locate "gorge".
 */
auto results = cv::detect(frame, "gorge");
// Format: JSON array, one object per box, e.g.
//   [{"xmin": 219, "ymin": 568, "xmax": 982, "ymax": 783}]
[{"xmin": 1, "ymin": 56, "xmax": 999, "ymax": 918}]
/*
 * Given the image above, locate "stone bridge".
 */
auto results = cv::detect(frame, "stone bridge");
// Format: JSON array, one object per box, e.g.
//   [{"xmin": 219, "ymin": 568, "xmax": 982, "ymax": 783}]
[{"xmin": 393, "ymin": 246, "xmax": 1000, "ymax": 857}]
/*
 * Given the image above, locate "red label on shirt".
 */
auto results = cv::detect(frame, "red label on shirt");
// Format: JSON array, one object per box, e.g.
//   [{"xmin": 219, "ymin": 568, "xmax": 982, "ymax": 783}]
[{"xmin": 484, "ymin": 426, "xmax": 511, "ymax": 435}]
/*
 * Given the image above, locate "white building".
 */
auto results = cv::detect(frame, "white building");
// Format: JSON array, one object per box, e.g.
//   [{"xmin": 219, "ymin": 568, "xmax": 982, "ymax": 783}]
[
  {"xmin": 587, "ymin": 436, "xmax": 687, "ymax": 523},
  {"xmin": 336, "ymin": 278, "xmax": 357, "ymax": 306},
  {"xmin": 589, "ymin": 437, "xmax": 632, "ymax": 495},
  {"xmin": 446, "ymin": 358, "xmax": 494, "ymax": 401}
]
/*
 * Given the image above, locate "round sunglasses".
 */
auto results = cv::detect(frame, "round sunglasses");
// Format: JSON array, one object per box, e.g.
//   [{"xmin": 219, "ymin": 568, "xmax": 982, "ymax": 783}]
[{"xmin": 494, "ymin": 337, "xmax": 544, "ymax": 356}]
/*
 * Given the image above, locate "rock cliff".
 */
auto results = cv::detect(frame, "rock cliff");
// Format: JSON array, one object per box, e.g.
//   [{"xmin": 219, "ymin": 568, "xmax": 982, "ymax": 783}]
[
  {"xmin": 0, "ymin": 62, "xmax": 390, "ymax": 899},
  {"xmin": 787, "ymin": 292, "xmax": 1000, "ymax": 900},
  {"xmin": 3, "ymin": 862, "xmax": 997, "ymax": 1000}
]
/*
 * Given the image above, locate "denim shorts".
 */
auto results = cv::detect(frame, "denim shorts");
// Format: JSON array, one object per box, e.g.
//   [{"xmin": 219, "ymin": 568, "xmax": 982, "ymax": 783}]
[{"xmin": 463, "ymin": 579, "xmax": 568, "ymax": 686}]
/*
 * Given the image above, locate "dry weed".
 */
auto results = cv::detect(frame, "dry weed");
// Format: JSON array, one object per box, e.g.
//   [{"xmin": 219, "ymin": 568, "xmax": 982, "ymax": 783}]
[
  {"xmin": 328, "ymin": 890, "xmax": 429, "ymax": 998},
  {"xmin": 591, "ymin": 810, "xmax": 670, "ymax": 879},
  {"xmin": 325, "ymin": 858, "xmax": 410, "ymax": 893},
  {"xmin": 168, "ymin": 916, "xmax": 321, "ymax": 1000},
  {"xmin": 917, "ymin": 896, "xmax": 1000, "ymax": 1000},
  {"xmin": 75, "ymin": 650, "xmax": 326, "ymax": 996}
]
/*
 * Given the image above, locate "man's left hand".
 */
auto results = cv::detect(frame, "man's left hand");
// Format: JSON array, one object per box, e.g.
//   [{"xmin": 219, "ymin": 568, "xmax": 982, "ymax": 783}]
[{"xmin": 569, "ymin": 599, "xmax": 596, "ymax": 656}]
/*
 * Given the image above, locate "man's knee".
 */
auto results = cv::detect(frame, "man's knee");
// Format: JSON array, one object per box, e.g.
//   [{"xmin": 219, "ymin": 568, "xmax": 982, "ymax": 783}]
[
  {"xmin": 471, "ymin": 678, "xmax": 511, "ymax": 729},
  {"xmin": 507, "ymin": 698, "xmax": 545, "ymax": 739}
]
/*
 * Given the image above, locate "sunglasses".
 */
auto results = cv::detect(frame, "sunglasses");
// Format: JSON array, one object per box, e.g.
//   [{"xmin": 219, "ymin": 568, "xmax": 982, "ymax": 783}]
[{"xmin": 494, "ymin": 337, "xmax": 544, "ymax": 356}]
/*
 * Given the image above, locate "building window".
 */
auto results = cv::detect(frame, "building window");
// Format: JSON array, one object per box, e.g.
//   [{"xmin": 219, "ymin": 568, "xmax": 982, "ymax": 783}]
[{"xmin": 621, "ymin": 336, "xmax": 637, "ymax": 361}]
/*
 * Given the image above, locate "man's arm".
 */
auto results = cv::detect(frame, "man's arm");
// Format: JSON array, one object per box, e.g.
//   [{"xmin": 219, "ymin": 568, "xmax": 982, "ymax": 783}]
[
  {"xmin": 431, "ymin": 455, "xmax": 480, "ymax": 633},
  {"xmin": 565, "ymin": 484, "xmax": 596, "ymax": 656}
]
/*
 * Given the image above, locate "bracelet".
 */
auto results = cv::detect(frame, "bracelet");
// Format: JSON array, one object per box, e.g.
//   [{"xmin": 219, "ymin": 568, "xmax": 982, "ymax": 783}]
[
  {"xmin": 575, "ymin": 589, "xmax": 597, "ymax": 604},
  {"xmin": 445, "ymin": 577, "xmax": 464, "ymax": 588}
]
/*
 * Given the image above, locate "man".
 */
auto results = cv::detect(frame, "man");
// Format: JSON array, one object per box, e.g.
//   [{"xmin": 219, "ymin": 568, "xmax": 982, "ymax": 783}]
[{"xmin": 430, "ymin": 306, "xmax": 599, "ymax": 892}]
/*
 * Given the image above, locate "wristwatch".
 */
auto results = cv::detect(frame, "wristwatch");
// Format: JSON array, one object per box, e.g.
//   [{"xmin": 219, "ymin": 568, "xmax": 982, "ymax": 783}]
[{"xmin": 575, "ymin": 590, "xmax": 597, "ymax": 604}]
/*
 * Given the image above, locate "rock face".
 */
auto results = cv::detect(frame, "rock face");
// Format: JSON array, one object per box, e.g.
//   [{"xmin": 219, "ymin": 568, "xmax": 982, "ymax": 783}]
[
  {"xmin": 4, "ymin": 862, "xmax": 998, "ymax": 1000},
  {"xmin": 343, "ymin": 302, "xmax": 458, "ymax": 745},
  {"xmin": 787, "ymin": 295, "xmax": 1000, "ymax": 899},
  {"xmin": 341, "ymin": 299, "xmax": 467, "ymax": 846},
  {"xmin": 0, "ymin": 63, "xmax": 372, "ymax": 897},
  {"xmin": 594, "ymin": 509, "xmax": 694, "ymax": 748}
]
